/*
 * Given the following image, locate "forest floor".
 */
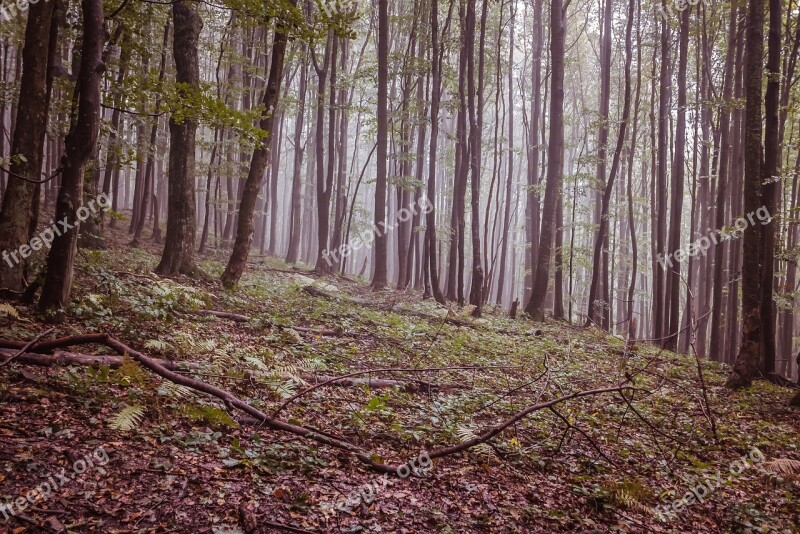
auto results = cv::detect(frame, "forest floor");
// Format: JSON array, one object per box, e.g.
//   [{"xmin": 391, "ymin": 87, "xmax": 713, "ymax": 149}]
[{"xmin": 1, "ymin": 226, "xmax": 799, "ymax": 534}]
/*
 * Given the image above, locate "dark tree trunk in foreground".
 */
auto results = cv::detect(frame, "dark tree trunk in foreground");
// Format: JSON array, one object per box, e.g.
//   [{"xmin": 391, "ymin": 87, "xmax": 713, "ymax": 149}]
[
  {"xmin": 587, "ymin": 0, "xmax": 613, "ymax": 329},
  {"xmin": 426, "ymin": 0, "xmax": 446, "ymax": 304},
  {"xmin": 222, "ymin": 11, "xmax": 291, "ymax": 289},
  {"xmin": 525, "ymin": 0, "xmax": 543, "ymax": 305},
  {"xmin": 372, "ymin": 0, "xmax": 389, "ymax": 289},
  {"xmin": 39, "ymin": 0, "xmax": 103, "ymax": 318},
  {"xmin": 654, "ymin": 3, "xmax": 670, "ymax": 342},
  {"xmin": 728, "ymin": 0, "xmax": 765, "ymax": 388},
  {"xmin": 467, "ymin": 0, "xmax": 484, "ymax": 315},
  {"xmin": 587, "ymin": 0, "xmax": 634, "ymax": 331},
  {"xmin": 0, "ymin": 0, "xmax": 57, "ymax": 292},
  {"xmin": 156, "ymin": 0, "xmax": 202, "ymax": 277},
  {"xmin": 664, "ymin": 5, "xmax": 690, "ymax": 351},
  {"xmin": 525, "ymin": 0, "xmax": 565, "ymax": 321},
  {"xmin": 496, "ymin": 0, "xmax": 515, "ymax": 308},
  {"xmin": 759, "ymin": 0, "xmax": 781, "ymax": 374},
  {"xmin": 710, "ymin": 4, "xmax": 738, "ymax": 360}
]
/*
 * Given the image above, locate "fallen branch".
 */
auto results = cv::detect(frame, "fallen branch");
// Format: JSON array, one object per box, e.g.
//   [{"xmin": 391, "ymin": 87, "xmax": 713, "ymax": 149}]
[
  {"xmin": 0, "ymin": 333, "xmax": 638, "ymax": 475},
  {"xmin": 0, "ymin": 348, "xmax": 458, "ymax": 391},
  {"xmin": 182, "ymin": 309, "xmax": 251, "ymax": 323},
  {"xmin": 0, "ymin": 329, "xmax": 55, "ymax": 368}
]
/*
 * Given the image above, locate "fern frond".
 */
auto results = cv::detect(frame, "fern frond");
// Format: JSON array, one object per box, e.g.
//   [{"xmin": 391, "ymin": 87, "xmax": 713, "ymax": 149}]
[
  {"xmin": 761, "ymin": 459, "xmax": 800, "ymax": 475},
  {"xmin": 0, "ymin": 303, "xmax": 20, "ymax": 320},
  {"xmin": 181, "ymin": 404, "xmax": 239, "ymax": 428},
  {"xmin": 244, "ymin": 356, "xmax": 269, "ymax": 371},
  {"xmin": 157, "ymin": 382, "xmax": 194, "ymax": 399},
  {"xmin": 144, "ymin": 339, "xmax": 173, "ymax": 352},
  {"xmin": 456, "ymin": 425, "xmax": 496, "ymax": 459},
  {"xmin": 108, "ymin": 405, "xmax": 146, "ymax": 431},
  {"xmin": 112, "ymin": 356, "xmax": 150, "ymax": 386}
]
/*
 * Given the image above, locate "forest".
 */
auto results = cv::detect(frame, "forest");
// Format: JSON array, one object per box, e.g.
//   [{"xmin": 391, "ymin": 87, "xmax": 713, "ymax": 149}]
[{"xmin": 0, "ymin": 0, "xmax": 799, "ymax": 531}]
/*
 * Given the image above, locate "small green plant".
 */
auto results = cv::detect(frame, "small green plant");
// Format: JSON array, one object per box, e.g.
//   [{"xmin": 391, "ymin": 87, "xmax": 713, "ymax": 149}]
[{"xmin": 108, "ymin": 405, "xmax": 146, "ymax": 431}]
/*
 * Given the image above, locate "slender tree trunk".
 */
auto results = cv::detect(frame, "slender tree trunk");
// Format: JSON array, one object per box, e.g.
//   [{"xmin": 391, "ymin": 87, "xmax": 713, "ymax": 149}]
[
  {"xmin": 587, "ymin": 0, "xmax": 634, "ymax": 331},
  {"xmin": 39, "ymin": 0, "xmax": 103, "ymax": 318},
  {"xmin": 496, "ymin": 1, "xmax": 515, "ymax": 308},
  {"xmin": 426, "ymin": 0, "xmax": 447, "ymax": 304},
  {"xmin": 467, "ymin": 0, "xmax": 484, "ymax": 316},
  {"xmin": 664, "ymin": 5, "xmax": 690, "ymax": 351},
  {"xmin": 155, "ymin": 0, "xmax": 202, "ymax": 277},
  {"xmin": 372, "ymin": 0, "xmax": 389, "ymax": 288},
  {"xmin": 286, "ymin": 49, "xmax": 308, "ymax": 265},
  {"xmin": 760, "ymin": 0, "xmax": 781, "ymax": 374},
  {"xmin": 728, "ymin": 0, "xmax": 765, "ymax": 387},
  {"xmin": 0, "ymin": 0, "xmax": 58, "ymax": 292},
  {"xmin": 525, "ymin": 0, "xmax": 565, "ymax": 321},
  {"xmin": 221, "ymin": 8, "xmax": 292, "ymax": 288}
]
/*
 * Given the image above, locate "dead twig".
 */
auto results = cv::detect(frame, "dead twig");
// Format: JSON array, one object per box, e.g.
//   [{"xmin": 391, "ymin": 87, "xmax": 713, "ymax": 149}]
[{"xmin": 0, "ymin": 329, "xmax": 55, "ymax": 369}]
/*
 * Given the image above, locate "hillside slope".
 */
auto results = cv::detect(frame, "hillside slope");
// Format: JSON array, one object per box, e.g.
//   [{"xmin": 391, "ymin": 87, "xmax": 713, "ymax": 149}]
[{"xmin": 1, "ymin": 240, "xmax": 798, "ymax": 533}]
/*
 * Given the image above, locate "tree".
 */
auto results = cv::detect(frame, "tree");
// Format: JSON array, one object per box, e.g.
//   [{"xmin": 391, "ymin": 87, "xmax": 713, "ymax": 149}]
[
  {"xmin": 39, "ymin": 0, "xmax": 104, "ymax": 318},
  {"xmin": 222, "ymin": 5, "xmax": 293, "ymax": 288},
  {"xmin": 425, "ymin": 0, "xmax": 448, "ymax": 305},
  {"xmin": 525, "ymin": 0, "xmax": 566, "ymax": 321},
  {"xmin": 727, "ymin": 0, "xmax": 765, "ymax": 388},
  {"xmin": 155, "ymin": 0, "xmax": 202, "ymax": 277},
  {"xmin": 664, "ymin": 4, "xmax": 691, "ymax": 351},
  {"xmin": 587, "ymin": 0, "xmax": 634, "ymax": 331},
  {"xmin": 466, "ymin": 0, "xmax": 484, "ymax": 316},
  {"xmin": 0, "ymin": 0, "xmax": 59, "ymax": 293},
  {"xmin": 371, "ymin": 0, "xmax": 389, "ymax": 289}
]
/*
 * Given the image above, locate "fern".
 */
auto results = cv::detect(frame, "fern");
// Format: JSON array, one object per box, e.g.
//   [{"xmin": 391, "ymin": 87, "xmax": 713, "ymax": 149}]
[
  {"xmin": 0, "ymin": 303, "xmax": 20, "ymax": 320},
  {"xmin": 112, "ymin": 356, "xmax": 150, "ymax": 386},
  {"xmin": 144, "ymin": 339, "xmax": 174, "ymax": 353},
  {"xmin": 456, "ymin": 424, "xmax": 495, "ymax": 459},
  {"xmin": 157, "ymin": 382, "xmax": 194, "ymax": 399},
  {"xmin": 761, "ymin": 459, "xmax": 800, "ymax": 476},
  {"xmin": 108, "ymin": 405, "xmax": 146, "ymax": 431},
  {"xmin": 181, "ymin": 404, "xmax": 239, "ymax": 428}
]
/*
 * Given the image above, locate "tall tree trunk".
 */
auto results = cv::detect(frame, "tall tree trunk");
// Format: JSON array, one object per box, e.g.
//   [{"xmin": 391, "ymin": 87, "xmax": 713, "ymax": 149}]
[
  {"xmin": 710, "ymin": 4, "xmax": 739, "ymax": 360},
  {"xmin": 426, "ymin": 0, "xmax": 447, "ymax": 304},
  {"xmin": 525, "ymin": 0, "xmax": 565, "ymax": 321},
  {"xmin": 467, "ymin": 0, "xmax": 484, "ymax": 316},
  {"xmin": 664, "ymin": 5, "xmax": 690, "ymax": 351},
  {"xmin": 286, "ymin": 49, "xmax": 308, "ymax": 265},
  {"xmin": 728, "ymin": 0, "xmax": 765, "ymax": 388},
  {"xmin": 496, "ymin": 1, "xmax": 515, "ymax": 308},
  {"xmin": 654, "ymin": 1, "xmax": 671, "ymax": 342},
  {"xmin": 155, "ymin": 0, "xmax": 202, "ymax": 277},
  {"xmin": 372, "ymin": 0, "xmax": 389, "ymax": 289},
  {"xmin": 760, "ymin": 0, "xmax": 781, "ymax": 374},
  {"xmin": 0, "ymin": 0, "xmax": 58, "ymax": 292},
  {"xmin": 38, "ymin": 0, "xmax": 103, "ymax": 318},
  {"xmin": 221, "ymin": 10, "xmax": 292, "ymax": 288},
  {"xmin": 587, "ymin": 0, "xmax": 634, "ymax": 331}
]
